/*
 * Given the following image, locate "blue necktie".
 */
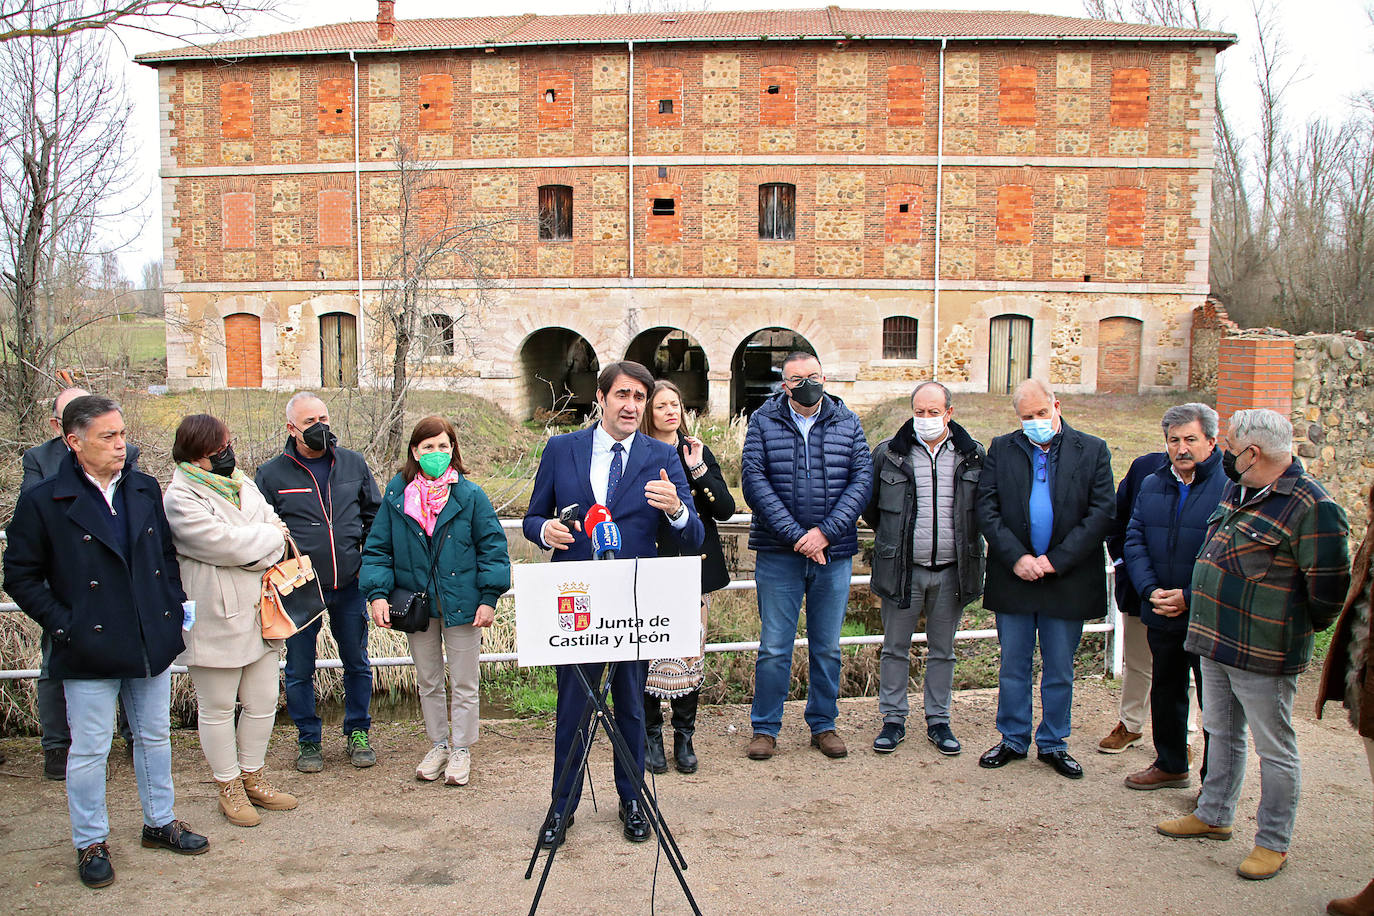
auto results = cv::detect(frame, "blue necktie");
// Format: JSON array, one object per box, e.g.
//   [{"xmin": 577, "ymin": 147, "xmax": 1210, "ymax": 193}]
[{"xmin": 606, "ymin": 442, "xmax": 624, "ymax": 504}]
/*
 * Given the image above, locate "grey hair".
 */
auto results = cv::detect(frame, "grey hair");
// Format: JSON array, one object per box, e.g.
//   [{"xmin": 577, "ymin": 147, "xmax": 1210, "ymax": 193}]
[
  {"xmin": 1011, "ymin": 378, "xmax": 1055, "ymax": 410},
  {"xmin": 1161, "ymin": 402, "xmax": 1219, "ymax": 439},
  {"xmin": 62, "ymin": 395, "xmax": 121, "ymax": 438},
  {"xmin": 285, "ymin": 391, "xmax": 322, "ymax": 424},
  {"xmin": 1229, "ymin": 408, "xmax": 1293, "ymax": 454},
  {"xmin": 911, "ymin": 380, "xmax": 952, "ymax": 409}
]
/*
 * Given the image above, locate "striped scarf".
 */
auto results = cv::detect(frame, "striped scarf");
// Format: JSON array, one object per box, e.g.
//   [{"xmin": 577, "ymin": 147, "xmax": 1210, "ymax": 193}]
[{"xmin": 178, "ymin": 461, "xmax": 245, "ymax": 508}]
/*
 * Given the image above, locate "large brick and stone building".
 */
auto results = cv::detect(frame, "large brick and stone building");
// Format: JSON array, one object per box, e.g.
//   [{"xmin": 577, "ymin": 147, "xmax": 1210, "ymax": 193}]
[{"xmin": 137, "ymin": 6, "xmax": 1234, "ymax": 417}]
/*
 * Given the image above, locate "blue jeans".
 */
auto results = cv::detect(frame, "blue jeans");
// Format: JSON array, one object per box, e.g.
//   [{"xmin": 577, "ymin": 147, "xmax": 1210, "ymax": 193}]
[
  {"xmin": 994, "ymin": 612, "xmax": 1084, "ymax": 754},
  {"xmin": 63, "ymin": 670, "xmax": 176, "ymax": 849},
  {"xmin": 1196, "ymin": 658, "xmax": 1301, "ymax": 852},
  {"xmin": 751, "ymin": 552, "xmax": 853, "ymax": 737},
  {"xmin": 284, "ymin": 582, "xmax": 371, "ymax": 743}
]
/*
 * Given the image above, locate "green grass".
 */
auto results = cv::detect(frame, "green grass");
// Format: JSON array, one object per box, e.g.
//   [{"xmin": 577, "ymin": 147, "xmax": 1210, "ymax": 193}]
[{"xmin": 484, "ymin": 663, "xmax": 558, "ymax": 718}]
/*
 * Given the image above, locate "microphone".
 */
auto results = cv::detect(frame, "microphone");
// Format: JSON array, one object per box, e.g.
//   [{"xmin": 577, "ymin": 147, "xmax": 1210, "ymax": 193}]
[
  {"xmin": 583, "ymin": 503, "xmax": 612, "ymax": 533},
  {"xmin": 590, "ymin": 518, "xmax": 621, "ymax": 561}
]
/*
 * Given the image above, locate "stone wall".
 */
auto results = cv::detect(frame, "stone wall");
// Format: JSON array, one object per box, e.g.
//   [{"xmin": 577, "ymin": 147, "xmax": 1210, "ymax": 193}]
[{"xmin": 1292, "ymin": 333, "xmax": 1374, "ymax": 542}]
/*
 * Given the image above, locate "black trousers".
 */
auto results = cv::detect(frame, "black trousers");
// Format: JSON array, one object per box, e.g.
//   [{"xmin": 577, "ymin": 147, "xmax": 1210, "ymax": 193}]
[
  {"xmin": 644, "ymin": 690, "xmax": 699, "ymax": 735},
  {"xmin": 1146, "ymin": 625, "xmax": 1208, "ymax": 779}
]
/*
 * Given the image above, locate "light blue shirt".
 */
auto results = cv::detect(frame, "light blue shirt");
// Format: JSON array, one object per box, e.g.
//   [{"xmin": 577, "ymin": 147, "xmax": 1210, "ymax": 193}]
[{"xmin": 788, "ymin": 402, "xmax": 820, "ymax": 443}]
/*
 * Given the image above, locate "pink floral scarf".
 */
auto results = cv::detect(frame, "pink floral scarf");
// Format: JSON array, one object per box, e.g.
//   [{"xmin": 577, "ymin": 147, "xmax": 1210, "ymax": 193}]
[{"xmin": 403, "ymin": 467, "xmax": 459, "ymax": 536}]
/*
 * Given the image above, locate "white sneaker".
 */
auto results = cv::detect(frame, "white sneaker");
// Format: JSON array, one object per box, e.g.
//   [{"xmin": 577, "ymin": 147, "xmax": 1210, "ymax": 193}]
[
  {"xmin": 444, "ymin": 747, "xmax": 471, "ymax": 786},
  {"xmin": 416, "ymin": 744, "xmax": 449, "ymax": 782}
]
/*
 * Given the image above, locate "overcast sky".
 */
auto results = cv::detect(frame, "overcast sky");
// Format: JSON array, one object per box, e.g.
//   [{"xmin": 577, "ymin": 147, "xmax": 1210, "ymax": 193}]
[{"xmin": 112, "ymin": 0, "xmax": 1374, "ymax": 281}]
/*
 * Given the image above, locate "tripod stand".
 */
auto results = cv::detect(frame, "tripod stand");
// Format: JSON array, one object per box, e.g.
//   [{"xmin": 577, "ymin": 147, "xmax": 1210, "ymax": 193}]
[{"xmin": 524, "ymin": 661, "xmax": 702, "ymax": 916}]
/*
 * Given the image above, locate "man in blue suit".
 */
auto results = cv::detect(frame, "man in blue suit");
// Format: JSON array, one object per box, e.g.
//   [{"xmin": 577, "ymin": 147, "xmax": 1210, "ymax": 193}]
[{"xmin": 523, "ymin": 360, "xmax": 704, "ymax": 847}]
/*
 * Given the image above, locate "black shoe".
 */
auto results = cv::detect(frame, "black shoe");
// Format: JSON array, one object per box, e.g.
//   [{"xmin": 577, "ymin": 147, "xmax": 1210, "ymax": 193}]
[
  {"xmin": 77, "ymin": 842, "xmax": 114, "ymax": 888},
  {"xmin": 140, "ymin": 820, "xmax": 209, "ymax": 855},
  {"xmin": 673, "ymin": 732, "xmax": 697, "ymax": 774},
  {"xmin": 978, "ymin": 742, "xmax": 1028, "ymax": 769},
  {"xmin": 1037, "ymin": 749, "xmax": 1084, "ymax": 779},
  {"xmin": 619, "ymin": 800, "xmax": 651, "ymax": 843},
  {"xmin": 645, "ymin": 725, "xmax": 668, "ymax": 775},
  {"xmin": 539, "ymin": 812, "xmax": 573, "ymax": 849},
  {"xmin": 44, "ymin": 747, "xmax": 67, "ymax": 781},
  {"xmin": 927, "ymin": 722, "xmax": 962, "ymax": 756},
  {"xmin": 872, "ymin": 722, "xmax": 906, "ymax": 754}
]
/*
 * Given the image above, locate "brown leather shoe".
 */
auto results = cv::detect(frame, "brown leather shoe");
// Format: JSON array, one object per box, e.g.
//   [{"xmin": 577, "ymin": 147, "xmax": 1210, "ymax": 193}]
[
  {"xmin": 746, "ymin": 734, "xmax": 776, "ymax": 760},
  {"xmin": 1097, "ymin": 721, "xmax": 1143, "ymax": 753},
  {"xmin": 810, "ymin": 730, "xmax": 848, "ymax": 759},
  {"xmin": 1124, "ymin": 765, "xmax": 1191, "ymax": 790},
  {"xmin": 1328, "ymin": 877, "xmax": 1374, "ymax": 915}
]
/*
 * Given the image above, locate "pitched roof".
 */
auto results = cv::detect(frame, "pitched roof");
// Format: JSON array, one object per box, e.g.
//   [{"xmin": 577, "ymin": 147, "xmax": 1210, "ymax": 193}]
[{"xmin": 135, "ymin": 7, "xmax": 1236, "ymax": 63}]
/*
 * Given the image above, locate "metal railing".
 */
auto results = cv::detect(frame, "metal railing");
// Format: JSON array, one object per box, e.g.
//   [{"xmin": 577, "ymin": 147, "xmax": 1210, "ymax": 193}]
[{"xmin": 0, "ymin": 517, "xmax": 1124, "ymax": 680}]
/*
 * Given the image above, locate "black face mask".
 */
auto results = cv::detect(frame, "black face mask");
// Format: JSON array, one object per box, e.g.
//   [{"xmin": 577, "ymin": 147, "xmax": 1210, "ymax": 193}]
[
  {"xmin": 789, "ymin": 378, "xmax": 824, "ymax": 408},
  {"xmin": 208, "ymin": 444, "xmax": 236, "ymax": 478},
  {"xmin": 301, "ymin": 421, "xmax": 335, "ymax": 453},
  {"xmin": 1221, "ymin": 446, "xmax": 1252, "ymax": 484}
]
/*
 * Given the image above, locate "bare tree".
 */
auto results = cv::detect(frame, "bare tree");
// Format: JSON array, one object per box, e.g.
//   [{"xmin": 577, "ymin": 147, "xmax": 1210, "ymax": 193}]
[
  {"xmin": 0, "ymin": 7, "xmax": 141, "ymax": 430},
  {"xmin": 0, "ymin": 0, "xmax": 276, "ymax": 44},
  {"xmin": 138, "ymin": 257, "xmax": 162, "ymax": 316}
]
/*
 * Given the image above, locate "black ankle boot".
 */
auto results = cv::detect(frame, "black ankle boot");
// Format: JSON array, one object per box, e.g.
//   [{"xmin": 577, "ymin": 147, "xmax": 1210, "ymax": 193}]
[
  {"xmin": 673, "ymin": 730, "xmax": 697, "ymax": 774},
  {"xmin": 645, "ymin": 723, "xmax": 668, "ymax": 775},
  {"xmin": 671, "ymin": 691, "xmax": 699, "ymax": 773}
]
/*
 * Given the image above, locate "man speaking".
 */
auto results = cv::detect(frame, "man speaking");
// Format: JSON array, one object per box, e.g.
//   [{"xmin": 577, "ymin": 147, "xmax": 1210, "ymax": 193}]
[{"xmin": 522, "ymin": 361, "xmax": 703, "ymax": 847}]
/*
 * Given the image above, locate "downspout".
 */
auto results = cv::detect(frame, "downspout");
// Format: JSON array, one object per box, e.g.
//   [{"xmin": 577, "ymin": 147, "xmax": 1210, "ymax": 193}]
[
  {"xmin": 348, "ymin": 50, "xmax": 366, "ymax": 381},
  {"xmin": 932, "ymin": 38, "xmax": 946, "ymax": 380},
  {"xmin": 627, "ymin": 40, "xmax": 635, "ymax": 279}
]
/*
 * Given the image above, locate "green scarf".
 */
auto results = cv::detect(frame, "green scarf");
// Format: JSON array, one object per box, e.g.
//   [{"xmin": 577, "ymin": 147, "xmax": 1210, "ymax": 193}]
[{"xmin": 178, "ymin": 462, "xmax": 245, "ymax": 508}]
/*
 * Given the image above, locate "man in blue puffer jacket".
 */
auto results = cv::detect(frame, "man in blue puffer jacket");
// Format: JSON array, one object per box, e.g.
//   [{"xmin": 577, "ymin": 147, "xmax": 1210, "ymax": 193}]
[
  {"xmin": 742, "ymin": 352, "xmax": 872, "ymax": 761},
  {"xmin": 1122, "ymin": 402, "xmax": 1225, "ymax": 791}
]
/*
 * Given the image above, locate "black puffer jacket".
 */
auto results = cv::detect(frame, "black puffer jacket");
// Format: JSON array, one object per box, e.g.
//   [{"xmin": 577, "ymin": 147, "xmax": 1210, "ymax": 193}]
[{"xmin": 864, "ymin": 419, "xmax": 986, "ymax": 609}]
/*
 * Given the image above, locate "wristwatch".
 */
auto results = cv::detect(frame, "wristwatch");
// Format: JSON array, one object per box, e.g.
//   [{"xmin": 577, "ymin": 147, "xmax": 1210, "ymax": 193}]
[{"xmin": 667, "ymin": 502, "xmax": 687, "ymax": 522}]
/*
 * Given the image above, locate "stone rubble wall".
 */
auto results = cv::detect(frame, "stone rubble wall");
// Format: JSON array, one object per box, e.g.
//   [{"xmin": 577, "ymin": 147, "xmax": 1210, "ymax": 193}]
[{"xmin": 1292, "ymin": 332, "xmax": 1374, "ymax": 543}]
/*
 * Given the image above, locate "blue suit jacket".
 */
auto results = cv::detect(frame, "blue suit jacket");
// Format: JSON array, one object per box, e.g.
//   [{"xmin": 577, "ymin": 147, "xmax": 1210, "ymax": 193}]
[{"xmin": 522, "ymin": 427, "xmax": 704, "ymax": 561}]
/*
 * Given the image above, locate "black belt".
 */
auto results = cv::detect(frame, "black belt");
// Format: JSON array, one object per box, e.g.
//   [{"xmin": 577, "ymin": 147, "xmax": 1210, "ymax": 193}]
[{"xmin": 919, "ymin": 562, "xmax": 956, "ymax": 572}]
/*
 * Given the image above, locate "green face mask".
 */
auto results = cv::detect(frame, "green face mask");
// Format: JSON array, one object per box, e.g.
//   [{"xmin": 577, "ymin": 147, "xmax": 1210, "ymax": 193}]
[{"xmin": 417, "ymin": 451, "xmax": 452, "ymax": 478}]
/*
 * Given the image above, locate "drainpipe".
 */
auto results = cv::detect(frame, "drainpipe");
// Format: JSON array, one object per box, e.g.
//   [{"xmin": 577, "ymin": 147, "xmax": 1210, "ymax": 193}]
[
  {"xmin": 627, "ymin": 40, "xmax": 635, "ymax": 279},
  {"xmin": 348, "ymin": 50, "xmax": 366, "ymax": 382},
  {"xmin": 932, "ymin": 38, "xmax": 946, "ymax": 380}
]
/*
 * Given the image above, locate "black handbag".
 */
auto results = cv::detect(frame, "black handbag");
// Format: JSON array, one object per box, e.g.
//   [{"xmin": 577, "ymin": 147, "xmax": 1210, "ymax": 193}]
[{"xmin": 387, "ymin": 585, "xmax": 431, "ymax": 633}]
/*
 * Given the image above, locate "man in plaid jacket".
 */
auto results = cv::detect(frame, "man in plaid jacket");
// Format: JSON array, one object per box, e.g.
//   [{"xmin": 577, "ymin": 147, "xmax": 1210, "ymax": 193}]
[{"xmin": 1157, "ymin": 408, "xmax": 1350, "ymax": 881}]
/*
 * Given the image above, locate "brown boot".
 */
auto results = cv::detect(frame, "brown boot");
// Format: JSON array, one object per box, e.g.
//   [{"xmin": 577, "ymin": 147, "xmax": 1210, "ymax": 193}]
[
  {"xmin": 746, "ymin": 733, "xmax": 776, "ymax": 760},
  {"xmin": 241, "ymin": 767, "xmax": 298, "ymax": 811},
  {"xmin": 1328, "ymin": 878, "xmax": 1374, "ymax": 915},
  {"xmin": 217, "ymin": 776, "xmax": 261, "ymax": 827}
]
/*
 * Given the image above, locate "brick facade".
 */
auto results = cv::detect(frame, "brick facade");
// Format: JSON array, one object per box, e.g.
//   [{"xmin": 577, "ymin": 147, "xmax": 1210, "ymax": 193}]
[{"xmin": 144, "ymin": 15, "xmax": 1228, "ymax": 414}]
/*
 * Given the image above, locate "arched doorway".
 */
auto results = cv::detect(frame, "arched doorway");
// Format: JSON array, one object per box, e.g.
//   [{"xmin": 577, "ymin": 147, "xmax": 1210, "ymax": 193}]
[
  {"xmin": 223, "ymin": 313, "xmax": 262, "ymax": 388},
  {"xmin": 624, "ymin": 327, "xmax": 709, "ymax": 414},
  {"xmin": 1096, "ymin": 317, "xmax": 1143, "ymax": 394},
  {"xmin": 520, "ymin": 327, "xmax": 599, "ymax": 420},
  {"xmin": 319, "ymin": 313, "xmax": 358, "ymax": 388},
  {"xmin": 730, "ymin": 328, "xmax": 816, "ymax": 416},
  {"xmin": 988, "ymin": 314, "xmax": 1032, "ymax": 395}
]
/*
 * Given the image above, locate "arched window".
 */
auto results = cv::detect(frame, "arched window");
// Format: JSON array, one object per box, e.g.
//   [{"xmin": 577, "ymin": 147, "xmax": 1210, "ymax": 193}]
[{"xmin": 882, "ymin": 317, "xmax": 919, "ymax": 359}]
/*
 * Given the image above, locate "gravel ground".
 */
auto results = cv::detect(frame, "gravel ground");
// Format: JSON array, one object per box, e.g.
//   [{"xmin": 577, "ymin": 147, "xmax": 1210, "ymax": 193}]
[{"xmin": 0, "ymin": 675, "xmax": 1369, "ymax": 915}]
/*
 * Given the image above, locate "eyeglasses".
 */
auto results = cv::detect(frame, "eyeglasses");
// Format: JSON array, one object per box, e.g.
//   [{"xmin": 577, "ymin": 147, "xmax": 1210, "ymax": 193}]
[
  {"xmin": 1034, "ymin": 451, "xmax": 1048, "ymax": 483},
  {"xmin": 784, "ymin": 373, "xmax": 822, "ymax": 385}
]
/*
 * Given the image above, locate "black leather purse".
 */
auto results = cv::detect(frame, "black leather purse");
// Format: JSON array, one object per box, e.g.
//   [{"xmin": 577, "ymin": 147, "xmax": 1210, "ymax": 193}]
[{"xmin": 387, "ymin": 539, "xmax": 440, "ymax": 634}]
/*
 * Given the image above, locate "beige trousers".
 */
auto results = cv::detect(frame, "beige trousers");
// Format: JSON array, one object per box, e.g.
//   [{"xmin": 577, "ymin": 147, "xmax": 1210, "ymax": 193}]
[
  {"xmin": 188, "ymin": 651, "xmax": 281, "ymax": 781},
  {"xmin": 1118, "ymin": 613, "xmax": 1153, "ymax": 733},
  {"xmin": 408, "ymin": 621, "xmax": 481, "ymax": 748}
]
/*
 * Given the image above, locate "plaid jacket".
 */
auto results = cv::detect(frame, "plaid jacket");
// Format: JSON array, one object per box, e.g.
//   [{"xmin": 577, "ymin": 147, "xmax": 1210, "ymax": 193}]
[{"xmin": 1184, "ymin": 460, "xmax": 1351, "ymax": 675}]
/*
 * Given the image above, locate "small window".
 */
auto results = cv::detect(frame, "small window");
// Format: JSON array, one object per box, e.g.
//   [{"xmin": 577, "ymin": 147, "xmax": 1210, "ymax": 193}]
[
  {"xmin": 545, "ymin": 89, "xmax": 557, "ymax": 103},
  {"xmin": 766, "ymin": 85, "xmax": 780, "ymax": 94},
  {"xmin": 658, "ymin": 99, "xmax": 673, "ymax": 114},
  {"xmin": 882, "ymin": 317, "xmax": 920, "ymax": 359},
  {"xmin": 538, "ymin": 185, "xmax": 573, "ymax": 241},
  {"xmin": 899, "ymin": 203, "xmax": 910, "ymax": 213},
  {"xmin": 424, "ymin": 313, "xmax": 455, "ymax": 356},
  {"xmin": 652, "ymin": 198, "xmax": 676, "ymax": 216},
  {"xmin": 758, "ymin": 183, "xmax": 795, "ymax": 241}
]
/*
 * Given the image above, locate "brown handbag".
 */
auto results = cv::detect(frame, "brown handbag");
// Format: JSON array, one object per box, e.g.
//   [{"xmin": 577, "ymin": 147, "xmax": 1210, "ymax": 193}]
[{"xmin": 260, "ymin": 534, "xmax": 328, "ymax": 639}]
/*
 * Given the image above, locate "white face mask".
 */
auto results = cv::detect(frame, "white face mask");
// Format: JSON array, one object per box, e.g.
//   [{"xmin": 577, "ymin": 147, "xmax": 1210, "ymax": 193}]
[{"xmin": 912, "ymin": 415, "xmax": 947, "ymax": 442}]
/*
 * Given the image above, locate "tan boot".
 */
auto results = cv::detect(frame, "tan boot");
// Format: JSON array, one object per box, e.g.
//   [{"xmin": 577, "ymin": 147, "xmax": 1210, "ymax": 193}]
[
  {"xmin": 1155, "ymin": 813, "xmax": 1232, "ymax": 840},
  {"xmin": 241, "ymin": 767, "xmax": 298, "ymax": 811},
  {"xmin": 217, "ymin": 776, "xmax": 261, "ymax": 827},
  {"xmin": 1237, "ymin": 845, "xmax": 1287, "ymax": 880},
  {"xmin": 1328, "ymin": 877, "xmax": 1374, "ymax": 915}
]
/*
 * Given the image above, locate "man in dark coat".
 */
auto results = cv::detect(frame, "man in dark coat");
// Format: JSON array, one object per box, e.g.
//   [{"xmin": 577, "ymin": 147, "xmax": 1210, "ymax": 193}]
[
  {"xmin": 742, "ymin": 352, "xmax": 872, "ymax": 761},
  {"xmin": 20, "ymin": 387, "xmax": 140, "ymax": 780},
  {"xmin": 975, "ymin": 379, "xmax": 1114, "ymax": 780},
  {"xmin": 4, "ymin": 395, "xmax": 208, "ymax": 889}
]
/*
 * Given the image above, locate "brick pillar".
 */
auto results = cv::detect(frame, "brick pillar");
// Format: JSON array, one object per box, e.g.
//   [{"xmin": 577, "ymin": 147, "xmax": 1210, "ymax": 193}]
[{"xmin": 1214, "ymin": 336, "xmax": 1295, "ymax": 431}]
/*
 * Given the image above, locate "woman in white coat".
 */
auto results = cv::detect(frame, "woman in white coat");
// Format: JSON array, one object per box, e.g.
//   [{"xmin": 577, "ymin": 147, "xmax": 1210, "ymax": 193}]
[{"xmin": 164, "ymin": 414, "xmax": 297, "ymax": 827}]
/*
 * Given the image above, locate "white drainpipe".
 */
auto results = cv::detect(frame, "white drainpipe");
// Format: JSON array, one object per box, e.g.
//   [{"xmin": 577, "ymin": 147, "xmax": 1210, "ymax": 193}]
[
  {"xmin": 627, "ymin": 39, "xmax": 635, "ymax": 279},
  {"xmin": 933, "ymin": 37, "xmax": 946, "ymax": 379},
  {"xmin": 348, "ymin": 50, "xmax": 366, "ymax": 382}
]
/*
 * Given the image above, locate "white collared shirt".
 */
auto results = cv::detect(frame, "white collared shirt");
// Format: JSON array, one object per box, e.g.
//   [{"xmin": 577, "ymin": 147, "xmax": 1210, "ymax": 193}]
[{"xmin": 83, "ymin": 468, "xmax": 123, "ymax": 513}]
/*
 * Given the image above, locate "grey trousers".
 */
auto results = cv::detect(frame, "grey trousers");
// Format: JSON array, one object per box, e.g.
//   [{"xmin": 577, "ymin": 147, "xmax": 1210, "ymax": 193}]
[{"xmin": 878, "ymin": 565, "xmax": 962, "ymax": 726}]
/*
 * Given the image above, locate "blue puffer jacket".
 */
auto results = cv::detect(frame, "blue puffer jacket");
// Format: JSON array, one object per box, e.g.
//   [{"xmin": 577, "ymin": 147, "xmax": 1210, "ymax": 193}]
[
  {"xmin": 1122, "ymin": 448, "xmax": 1227, "ymax": 632},
  {"xmin": 742, "ymin": 391, "xmax": 872, "ymax": 557}
]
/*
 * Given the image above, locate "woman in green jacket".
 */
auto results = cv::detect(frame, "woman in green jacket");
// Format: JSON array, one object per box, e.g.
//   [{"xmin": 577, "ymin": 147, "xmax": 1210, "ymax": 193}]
[{"xmin": 361, "ymin": 416, "xmax": 511, "ymax": 787}]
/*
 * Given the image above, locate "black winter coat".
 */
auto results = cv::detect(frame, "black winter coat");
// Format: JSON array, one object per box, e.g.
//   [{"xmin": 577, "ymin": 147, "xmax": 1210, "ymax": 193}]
[
  {"xmin": 863, "ymin": 419, "xmax": 986, "ymax": 609},
  {"xmin": 1123, "ymin": 448, "xmax": 1227, "ymax": 632},
  {"xmin": 741, "ymin": 391, "xmax": 872, "ymax": 558},
  {"xmin": 655, "ymin": 433, "xmax": 736, "ymax": 593},
  {"xmin": 255, "ymin": 437, "xmax": 382, "ymax": 590},
  {"xmin": 975, "ymin": 420, "xmax": 1115, "ymax": 620},
  {"xmin": 1105, "ymin": 452, "xmax": 1168, "ymax": 617},
  {"xmin": 4, "ymin": 453, "xmax": 187, "ymax": 679}
]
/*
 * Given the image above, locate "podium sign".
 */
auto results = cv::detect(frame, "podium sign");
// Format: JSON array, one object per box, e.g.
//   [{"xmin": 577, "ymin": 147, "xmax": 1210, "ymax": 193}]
[{"xmin": 514, "ymin": 556, "xmax": 702, "ymax": 667}]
